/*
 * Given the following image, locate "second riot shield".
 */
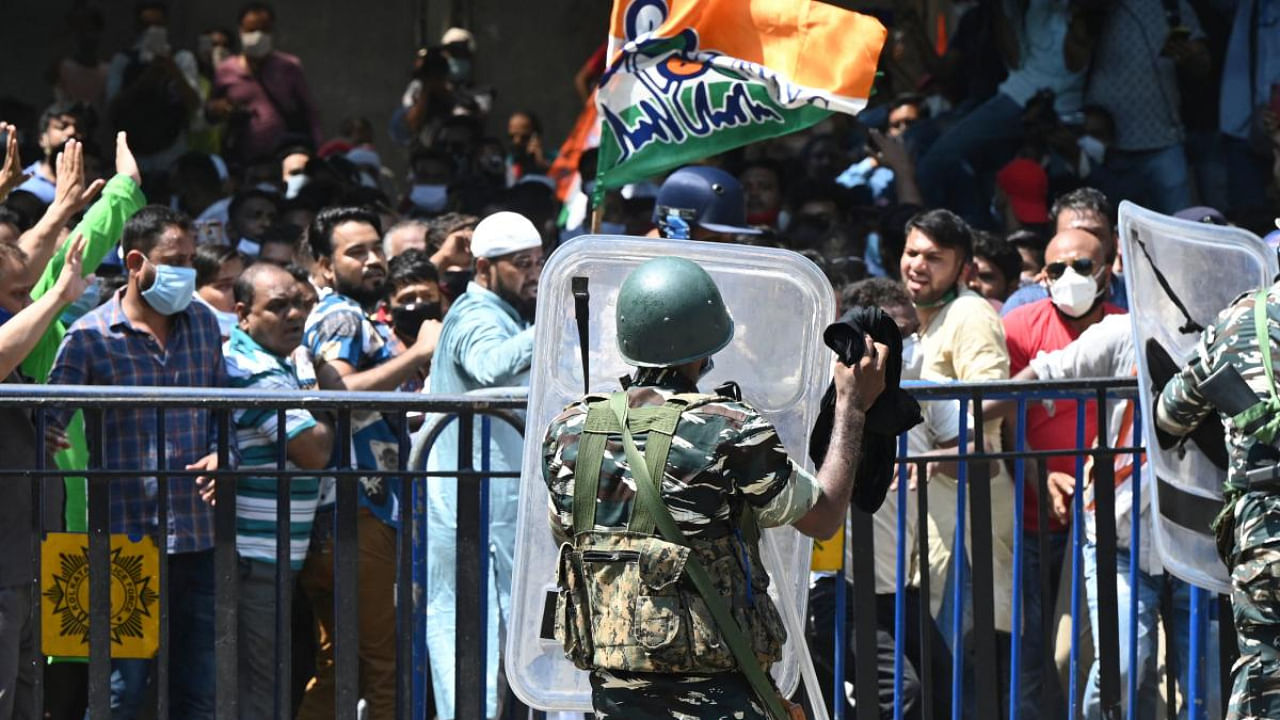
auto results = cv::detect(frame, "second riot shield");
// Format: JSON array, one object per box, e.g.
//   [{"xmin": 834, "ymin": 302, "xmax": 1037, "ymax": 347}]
[
  {"xmin": 507, "ymin": 235, "xmax": 836, "ymax": 711},
  {"xmin": 1121, "ymin": 200, "xmax": 1276, "ymax": 594}
]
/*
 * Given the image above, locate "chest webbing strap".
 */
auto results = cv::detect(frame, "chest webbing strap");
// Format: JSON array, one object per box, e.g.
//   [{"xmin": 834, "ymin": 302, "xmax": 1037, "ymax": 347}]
[{"xmin": 570, "ymin": 392, "xmax": 708, "ymax": 536}]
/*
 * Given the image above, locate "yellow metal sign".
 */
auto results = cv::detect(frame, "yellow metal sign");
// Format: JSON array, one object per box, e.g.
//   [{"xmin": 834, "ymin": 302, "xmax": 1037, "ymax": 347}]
[{"xmin": 41, "ymin": 533, "xmax": 160, "ymax": 659}]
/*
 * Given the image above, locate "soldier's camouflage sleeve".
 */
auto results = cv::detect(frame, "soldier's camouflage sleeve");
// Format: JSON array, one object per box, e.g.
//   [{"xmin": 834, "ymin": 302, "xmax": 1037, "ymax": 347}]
[
  {"xmin": 1157, "ymin": 298, "xmax": 1245, "ymax": 436},
  {"xmin": 542, "ymin": 402, "xmax": 587, "ymax": 545},
  {"xmin": 719, "ymin": 402, "xmax": 820, "ymax": 529}
]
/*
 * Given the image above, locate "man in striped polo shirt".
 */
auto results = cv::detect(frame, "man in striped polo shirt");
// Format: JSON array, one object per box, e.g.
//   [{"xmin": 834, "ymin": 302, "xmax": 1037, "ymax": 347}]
[{"xmin": 224, "ymin": 262, "xmax": 333, "ymax": 720}]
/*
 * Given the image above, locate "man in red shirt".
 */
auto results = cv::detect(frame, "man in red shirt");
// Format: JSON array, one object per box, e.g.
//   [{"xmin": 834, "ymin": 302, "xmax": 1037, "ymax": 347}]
[{"xmin": 1001, "ymin": 227, "xmax": 1122, "ymax": 717}]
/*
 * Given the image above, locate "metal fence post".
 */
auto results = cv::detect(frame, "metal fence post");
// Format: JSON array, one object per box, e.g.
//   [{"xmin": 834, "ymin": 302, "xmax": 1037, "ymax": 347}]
[
  {"xmin": 86, "ymin": 408, "xmax": 111, "ymax": 720},
  {"xmin": 334, "ymin": 410, "xmax": 359, "ymax": 720},
  {"xmin": 1094, "ymin": 389, "xmax": 1122, "ymax": 720},
  {"xmin": 454, "ymin": 412, "xmax": 483, "ymax": 719},
  {"xmin": 1009, "ymin": 399, "xmax": 1027, "ymax": 720},
  {"xmin": 275, "ymin": 410, "xmax": 292, "ymax": 720},
  {"xmin": 949, "ymin": 397, "xmax": 969, "ymax": 720},
  {"xmin": 967, "ymin": 395, "xmax": 999, "ymax": 720},
  {"xmin": 214, "ymin": 409, "xmax": 238, "ymax": 720}
]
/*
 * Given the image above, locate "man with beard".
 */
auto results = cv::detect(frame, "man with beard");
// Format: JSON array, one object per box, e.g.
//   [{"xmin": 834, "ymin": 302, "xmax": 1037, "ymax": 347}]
[
  {"xmin": 999, "ymin": 227, "xmax": 1122, "ymax": 717},
  {"xmin": 899, "ymin": 208, "xmax": 1017, "ymax": 692},
  {"xmin": 424, "ymin": 211, "xmax": 541, "ymax": 720},
  {"xmin": 17, "ymin": 101, "xmax": 89, "ymax": 207},
  {"xmin": 297, "ymin": 206, "xmax": 442, "ymax": 720}
]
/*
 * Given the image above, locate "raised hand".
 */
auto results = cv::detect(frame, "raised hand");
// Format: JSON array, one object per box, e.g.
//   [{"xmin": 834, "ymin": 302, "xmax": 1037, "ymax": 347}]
[
  {"xmin": 51, "ymin": 140, "xmax": 105, "ymax": 217},
  {"xmin": 115, "ymin": 131, "xmax": 142, "ymax": 186},
  {"xmin": 53, "ymin": 234, "xmax": 91, "ymax": 305},
  {"xmin": 0, "ymin": 122, "xmax": 29, "ymax": 202}
]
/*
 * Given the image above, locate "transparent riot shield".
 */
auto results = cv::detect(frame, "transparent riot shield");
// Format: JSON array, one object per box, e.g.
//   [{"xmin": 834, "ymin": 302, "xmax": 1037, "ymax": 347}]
[
  {"xmin": 507, "ymin": 235, "xmax": 836, "ymax": 711},
  {"xmin": 1120, "ymin": 201, "xmax": 1276, "ymax": 594}
]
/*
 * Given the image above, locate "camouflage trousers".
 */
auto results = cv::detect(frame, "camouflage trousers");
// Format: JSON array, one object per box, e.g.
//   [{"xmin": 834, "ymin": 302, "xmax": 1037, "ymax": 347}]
[
  {"xmin": 590, "ymin": 669, "xmax": 768, "ymax": 720},
  {"xmin": 1227, "ymin": 493, "xmax": 1280, "ymax": 720}
]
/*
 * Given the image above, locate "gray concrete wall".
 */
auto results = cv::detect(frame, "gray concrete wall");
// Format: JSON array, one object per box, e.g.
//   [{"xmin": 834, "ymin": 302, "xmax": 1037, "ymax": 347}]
[{"xmin": 0, "ymin": 0, "xmax": 609, "ymax": 177}]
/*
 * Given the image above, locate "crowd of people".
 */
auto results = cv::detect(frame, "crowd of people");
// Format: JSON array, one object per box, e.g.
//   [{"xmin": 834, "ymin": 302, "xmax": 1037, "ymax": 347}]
[{"xmin": 0, "ymin": 0, "xmax": 1278, "ymax": 718}]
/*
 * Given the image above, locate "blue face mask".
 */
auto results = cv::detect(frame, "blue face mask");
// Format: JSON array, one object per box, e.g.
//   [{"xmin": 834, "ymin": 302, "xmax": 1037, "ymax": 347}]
[
  {"xmin": 141, "ymin": 262, "xmax": 196, "ymax": 315},
  {"xmin": 0, "ymin": 307, "xmax": 13, "ymax": 326}
]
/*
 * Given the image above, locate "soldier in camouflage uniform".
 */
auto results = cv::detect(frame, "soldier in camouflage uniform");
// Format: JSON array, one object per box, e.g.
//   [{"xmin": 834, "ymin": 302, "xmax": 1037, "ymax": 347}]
[
  {"xmin": 1157, "ymin": 282, "xmax": 1280, "ymax": 720},
  {"xmin": 541, "ymin": 257, "xmax": 886, "ymax": 719}
]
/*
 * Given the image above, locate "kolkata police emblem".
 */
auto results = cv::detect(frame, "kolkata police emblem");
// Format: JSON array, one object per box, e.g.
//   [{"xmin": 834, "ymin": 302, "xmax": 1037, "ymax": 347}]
[{"xmin": 41, "ymin": 533, "xmax": 160, "ymax": 659}]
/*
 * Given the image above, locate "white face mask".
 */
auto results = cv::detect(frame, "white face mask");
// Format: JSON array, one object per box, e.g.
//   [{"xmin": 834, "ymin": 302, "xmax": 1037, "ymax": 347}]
[
  {"xmin": 213, "ymin": 308, "xmax": 239, "ymax": 338},
  {"xmin": 409, "ymin": 183, "xmax": 448, "ymax": 212},
  {"xmin": 236, "ymin": 237, "xmax": 261, "ymax": 258},
  {"xmin": 139, "ymin": 26, "xmax": 170, "ymax": 61},
  {"xmin": 1048, "ymin": 267, "xmax": 1101, "ymax": 318},
  {"xmin": 240, "ymin": 31, "xmax": 273, "ymax": 59},
  {"xmin": 900, "ymin": 333, "xmax": 923, "ymax": 380},
  {"xmin": 284, "ymin": 174, "xmax": 309, "ymax": 199},
  {"xmin": 1077, "ymin": 135, "xmax": 1107, "ymax": 176}
]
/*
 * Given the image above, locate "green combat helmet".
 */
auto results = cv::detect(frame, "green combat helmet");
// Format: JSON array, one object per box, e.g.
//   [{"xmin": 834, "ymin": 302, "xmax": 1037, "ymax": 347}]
[{"xmin": 615, "ymin": 257, "xmax": 734, "ymax": 366}]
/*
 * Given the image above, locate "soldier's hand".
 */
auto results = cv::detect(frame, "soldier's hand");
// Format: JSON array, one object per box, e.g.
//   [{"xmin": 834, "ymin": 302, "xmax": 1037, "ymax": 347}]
[{"xmin": 835, "ymin": 334, "xmax": 888, "ymax": 412}]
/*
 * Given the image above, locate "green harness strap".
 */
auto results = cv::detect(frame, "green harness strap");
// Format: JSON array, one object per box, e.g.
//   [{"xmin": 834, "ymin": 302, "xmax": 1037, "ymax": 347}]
[
  {"xmin": 570, "ymin": 393, "xmax": 697, "ymax": 536},
  {"xmin": 1234, "ymin": 289, "xmax": 1280, "ymax": 444}
]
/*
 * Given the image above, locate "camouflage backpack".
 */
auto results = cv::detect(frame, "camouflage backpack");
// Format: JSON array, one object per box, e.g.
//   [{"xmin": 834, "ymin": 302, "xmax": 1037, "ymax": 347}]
[{"xmin": 553, "ymin": 391, "xmax": 787, "ymax": 676}]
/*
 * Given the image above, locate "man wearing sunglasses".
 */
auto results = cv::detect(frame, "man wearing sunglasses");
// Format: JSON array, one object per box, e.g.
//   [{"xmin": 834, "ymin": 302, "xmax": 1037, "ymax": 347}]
[{"xmin": 1000, "ymin": 227, "xmax": 1124, "ymax": 717}]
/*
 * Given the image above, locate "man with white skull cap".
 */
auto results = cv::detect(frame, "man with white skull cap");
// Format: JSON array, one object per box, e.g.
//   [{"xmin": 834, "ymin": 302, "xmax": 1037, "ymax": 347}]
[{"xmin": 424, "ymin": 210, "xmax": 544, "ymax": 719}]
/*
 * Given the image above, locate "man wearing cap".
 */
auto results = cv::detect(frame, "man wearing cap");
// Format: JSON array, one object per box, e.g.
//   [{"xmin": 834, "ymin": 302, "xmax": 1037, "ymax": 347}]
[
  {"xmin": 424, "ymin": 210, "xmax": 543, "ymax": 719},
  {"xmin": 652, "ymin": 165, "xmax": 763, "ymax": 242}
]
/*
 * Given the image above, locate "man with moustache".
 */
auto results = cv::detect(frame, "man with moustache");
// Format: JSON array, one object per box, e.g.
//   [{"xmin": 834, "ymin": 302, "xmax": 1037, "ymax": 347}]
[
  {"xmin": 224, "ymin": 262, "xmax": 333, "ymax": 720},
  {"xmin": 297, "ymin": 206, "xmax": 442, "ymax": 720},
  {"xmin": 898, "ymin": 208, "xmax": 1017, "ymax": 670},
  {"xmin": 424, "ymin": 211, "xmax": 542, "ymax": 720}
]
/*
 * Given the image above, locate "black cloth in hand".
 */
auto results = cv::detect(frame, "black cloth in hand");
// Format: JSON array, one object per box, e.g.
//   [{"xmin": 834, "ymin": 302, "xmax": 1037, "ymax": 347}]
[{"xmin": 808, "ymin": 306, "xmax": 924, "ymax": 513}]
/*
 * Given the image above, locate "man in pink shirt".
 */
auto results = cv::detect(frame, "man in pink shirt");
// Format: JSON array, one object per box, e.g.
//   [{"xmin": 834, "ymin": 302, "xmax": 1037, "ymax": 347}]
[
  {"xmin": 208, "ymin": 2, "xmax": 321, "ymax": 170},
  {"xmin": 1001, "ymin": 227, "xmax": 1123, "ymax": 717}
]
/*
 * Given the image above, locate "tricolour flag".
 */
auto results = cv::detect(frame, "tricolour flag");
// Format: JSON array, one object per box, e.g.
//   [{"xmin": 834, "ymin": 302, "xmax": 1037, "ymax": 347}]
[{"xmin": 596, "ymin": 0, "xmax": 886, "ymax": 189}]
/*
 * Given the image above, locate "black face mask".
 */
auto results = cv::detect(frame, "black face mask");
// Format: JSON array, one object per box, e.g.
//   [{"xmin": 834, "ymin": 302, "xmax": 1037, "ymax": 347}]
[
  {"xmin": 440, "ymin": 269, "xmax": 473, "ymax": 300},
  {"xmin": 391, "ymin": 302, "xmax": 442, "ymax": 340}
]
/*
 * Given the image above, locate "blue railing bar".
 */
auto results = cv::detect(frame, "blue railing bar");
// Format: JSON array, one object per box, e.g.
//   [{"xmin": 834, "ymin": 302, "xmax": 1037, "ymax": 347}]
[
  {"xmin": 902, "ymin": 377, "xmax": 1138, "ymax": 397},
  {"xmin": 1129, "ymin": 407, "xmax": 1143, "ymax": 720},
  {"xmin": 1190, "ymin": 586, "xmax": 1205, "ymax": 719},
  {"xmin": 1068, "ymin": 400, "xmax": 1086, "ymax": 720},
  {"xmin": 834, "ymin": 545, "xmax": 846, "ymax": 720},
  {"xmin": 1009, "ymin": 399, "xmax": 1027, "ymax": 720},
  {"xmin": 915, "ymin": 458, "xmax": 934, "ymax": 720},
  {"xmin": 892, "ymin": 433, "xmax": 908, "ymax": 720},
  {"xmin": 950, "ymin": 396, "xmax": 969, "ymax": 720}
]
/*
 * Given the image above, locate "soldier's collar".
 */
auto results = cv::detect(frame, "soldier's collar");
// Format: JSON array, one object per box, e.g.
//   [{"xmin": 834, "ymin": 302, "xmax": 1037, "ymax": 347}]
[{"xmin": 628, "ymin": 367, "xmax": 699, "ymax": 393}]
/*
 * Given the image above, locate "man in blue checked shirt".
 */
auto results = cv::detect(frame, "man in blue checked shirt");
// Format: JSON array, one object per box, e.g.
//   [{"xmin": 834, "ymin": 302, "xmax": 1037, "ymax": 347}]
[
  {"xmin": 224, "ymin": 262, "xmax": 332, "ymax": 720},
  {"xmin": 49, "ymin": 205, "xmax": 231, "ymax": 720},
  {"xmin": 297, "ymin": 206, "xmax": 442, "ymax": 720}
]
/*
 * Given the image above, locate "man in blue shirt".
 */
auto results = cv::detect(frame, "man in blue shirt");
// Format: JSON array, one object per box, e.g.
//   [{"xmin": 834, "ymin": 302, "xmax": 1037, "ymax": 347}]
[
  {"xmin": 17, "ymin": 102, "xmax": 89, "ymax": 207},
  {"xmin": 225, "ymin": 262, "xmax": 332, "ymax": 720},
  {"xmin": 425, "ymin": 211, "xmax": 540, "ymax": 720},
  {"xmin": 50, "ymin": 205, "xmax": 228, "ymax": 720},
  {"xmin": 297, "ymin": 206, "xmax": 441, "ymax": 720}
]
